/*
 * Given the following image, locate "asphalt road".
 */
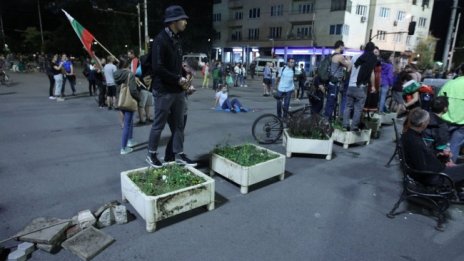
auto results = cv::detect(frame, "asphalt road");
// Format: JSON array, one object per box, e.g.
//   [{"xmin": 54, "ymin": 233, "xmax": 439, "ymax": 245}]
[{"xmin": 1, "ymin": 71, "xmax": 464, "ymax": 261}]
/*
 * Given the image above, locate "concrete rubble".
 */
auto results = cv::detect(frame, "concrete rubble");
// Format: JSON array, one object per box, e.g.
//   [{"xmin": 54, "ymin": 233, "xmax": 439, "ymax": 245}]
[
  {"xmin": 7, "ymin": 201, "xmax": 132, "ymax": 260},
  {"xmin": 61, "ymin": 227, "xmax": 115, "ymax": 261}
]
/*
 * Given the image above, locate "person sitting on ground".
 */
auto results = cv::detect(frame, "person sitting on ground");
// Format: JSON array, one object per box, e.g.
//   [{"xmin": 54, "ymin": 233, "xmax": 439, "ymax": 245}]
[
  {"xmin": 401, "ymin": 108, "xmax": 464, "ymax": 191},
  {"xmin": 213, "ymin": 84, "xmax": 247, "ymax": 113}
]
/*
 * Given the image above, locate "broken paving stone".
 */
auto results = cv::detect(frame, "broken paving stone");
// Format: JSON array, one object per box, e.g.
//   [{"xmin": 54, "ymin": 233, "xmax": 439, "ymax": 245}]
[
  {"xmin": 96, "ymin": 208, "xmax": 114, "ymax": 228},
  {"xmin": 17, "ymin": 242, "xmax": 35, "ymax": 255},
  {"xmin": 77, "ymin": 210, "xmax": 96, "ymax": 229},
  {"xmin": 66, "ymin": 225, "xmax": 82, "ymax": 239},
  {"xmin": 7, "ymin": 249, "xmax": 26, "ymax": 261},
  {"xmin": 16, "ymin": 217, "xmax": 71, "ymax": 245},
  {"xmin": 113, "ymin": 205, "xmax": 127, "ymax": 225},
  {"xmin": 61, "ymin": 227, "xmax": 114, "ymax": 261},
  {"xmin": 93, "ymin": 201, "xmax": 120, "ymax": 218},
  {"xmin": 36, "ymin": 243, "xmax": 60, "ymax": 254}
]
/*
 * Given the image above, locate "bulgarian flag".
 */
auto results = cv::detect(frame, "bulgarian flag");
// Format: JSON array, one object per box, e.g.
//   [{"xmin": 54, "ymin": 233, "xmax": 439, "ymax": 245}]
[{"xmin": 62, "ymin": 10, "xmax": 95, "ymax": 56}]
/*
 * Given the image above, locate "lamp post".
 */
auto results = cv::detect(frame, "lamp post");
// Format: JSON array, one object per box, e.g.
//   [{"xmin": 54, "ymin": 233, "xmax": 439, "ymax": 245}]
[
  {"xmin": 269, "ymin": 38, "xmax": 274, "ymax": 57},
  {"xmin": 37, "ymin": 0, "xmax": 44, "ymax": 51}
]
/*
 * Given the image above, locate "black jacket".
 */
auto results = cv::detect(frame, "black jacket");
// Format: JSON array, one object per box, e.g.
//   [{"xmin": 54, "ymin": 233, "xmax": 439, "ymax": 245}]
[{"xmin": 151, "ymin": 28, "xmax": 183, "ymax": 93}]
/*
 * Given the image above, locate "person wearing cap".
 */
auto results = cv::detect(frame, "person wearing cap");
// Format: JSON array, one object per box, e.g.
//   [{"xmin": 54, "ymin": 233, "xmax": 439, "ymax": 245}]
[{"xmin": 146, "ymin": 5, "xmax": 197, "ymax": 168}]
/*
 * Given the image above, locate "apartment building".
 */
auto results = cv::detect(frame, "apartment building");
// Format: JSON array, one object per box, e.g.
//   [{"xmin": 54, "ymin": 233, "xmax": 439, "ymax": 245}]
[{"xmin": 212, "ymin": 0, "xmax": 434, "ymax": 66}]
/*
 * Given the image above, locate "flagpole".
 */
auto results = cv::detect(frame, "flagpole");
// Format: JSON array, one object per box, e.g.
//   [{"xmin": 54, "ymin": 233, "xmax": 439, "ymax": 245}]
[{"xmin": 93, "ymin": 38, "xmax": 119, "ymax": 63}]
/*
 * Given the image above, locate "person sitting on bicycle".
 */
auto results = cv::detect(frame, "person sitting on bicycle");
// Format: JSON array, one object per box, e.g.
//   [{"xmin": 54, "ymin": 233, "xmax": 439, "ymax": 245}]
[
  {"xmin": 275, "ymin": 58, "xmax": 296, "ymax": 119},
  {"xmin": 213, "ymin": 85, "xmax": 247, "ymax": 113}
]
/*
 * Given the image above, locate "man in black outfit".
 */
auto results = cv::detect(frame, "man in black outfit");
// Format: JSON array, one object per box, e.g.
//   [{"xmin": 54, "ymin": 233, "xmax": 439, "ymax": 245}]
[
  {"xmin": 401, "ymin": 108, "xmax": 464, "ymax": 187},
  {"xmin": 146, "ymin": 5, "xmax": 196, "ymax": 168}
]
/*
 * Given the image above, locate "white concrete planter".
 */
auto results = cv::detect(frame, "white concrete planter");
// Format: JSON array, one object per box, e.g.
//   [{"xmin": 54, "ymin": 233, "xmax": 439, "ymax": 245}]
[
  {"xmin": 380, "ymin": 112, "xmax": 397, "ymax": 125},
  {"xmin": 364, "ymin": 114, "xmax": 382, "ymax": 139},
  {"xmin": 210, "ymin": 144, "xmax": 285, "ymax": 194},
  {"xmin": 331, "ymin": 128, "xmax": 371, "ymax": 149},
  {"xmin": 282, "ymin": 129, "xmax": 333, "ymax": 160},
  {"xmin": 121, "ymin": 165, "xmax": 215, "ymax": 232}
]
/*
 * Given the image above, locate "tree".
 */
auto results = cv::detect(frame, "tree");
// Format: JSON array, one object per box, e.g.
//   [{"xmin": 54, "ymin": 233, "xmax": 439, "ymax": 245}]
[
  {"xmin": 415, "ymin": 35, "xmax": 437, "ymax": 70},
  {"xmin": 22, "ymin": 27, "xmax": 43, "ymax": 52}
]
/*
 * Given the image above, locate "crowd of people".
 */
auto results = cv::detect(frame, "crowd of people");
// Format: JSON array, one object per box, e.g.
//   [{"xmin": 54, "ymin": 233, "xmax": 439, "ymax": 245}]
[{"xmin": 3, "ymin": 5, "xmax": 462, "ymax": 180}]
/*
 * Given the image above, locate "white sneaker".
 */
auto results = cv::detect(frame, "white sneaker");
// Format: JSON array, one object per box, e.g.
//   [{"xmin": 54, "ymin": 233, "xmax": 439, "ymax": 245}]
[
  {"xmin": 120, "ymin": 147, "xmax": 133, "ymax": 155},
  {"xmin": 56, "ymin": 97, "xmax": 65, "ymax": 102},
  {"xmin": 49, "ymin": 96, "xmax": 56, "ymax": 100},
  {"xmin": 127, "ymin": 139, "xmax": 137, "ymax": 147}
]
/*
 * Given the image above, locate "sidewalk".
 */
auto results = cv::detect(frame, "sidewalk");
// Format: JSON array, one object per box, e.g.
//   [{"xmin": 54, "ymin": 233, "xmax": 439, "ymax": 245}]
[{"xmin": 1, "ymin": 72, "xmax": 464, "ymax": 261}]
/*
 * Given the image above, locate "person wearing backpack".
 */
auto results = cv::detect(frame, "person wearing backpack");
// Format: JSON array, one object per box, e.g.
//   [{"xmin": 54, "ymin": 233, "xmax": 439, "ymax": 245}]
[
  {"xmin": 275, "ymin": 58, "xmax": 296, "ymax": 118},
  {"xmin": 322, "ymin": 40, "xmax": 351, "ymax": 121}
]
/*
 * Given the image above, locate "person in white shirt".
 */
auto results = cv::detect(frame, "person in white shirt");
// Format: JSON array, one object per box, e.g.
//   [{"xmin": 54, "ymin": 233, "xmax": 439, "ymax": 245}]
[{"xmin": 213, "ymin": 85, "xmax": 247, "ymax": 112}]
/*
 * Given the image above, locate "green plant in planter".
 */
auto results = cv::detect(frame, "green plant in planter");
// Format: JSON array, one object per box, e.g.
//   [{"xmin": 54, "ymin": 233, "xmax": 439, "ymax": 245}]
[
  {"xmin": 129, "ymin": 164, "xmax": 205, "ymax": 196},
  {"xmin": 213, "ymin": 144, "xmax": 278, "ymax": 166},
  {"xmin": 287, "ymin": 111, "xmax": 333, "ymax": 139}
]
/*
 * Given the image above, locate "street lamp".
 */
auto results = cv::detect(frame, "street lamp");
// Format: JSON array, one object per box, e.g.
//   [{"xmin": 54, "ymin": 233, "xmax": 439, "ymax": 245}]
[{"xmin": 269, "ymin": 38, "xmax": 274, "ymax": 57}]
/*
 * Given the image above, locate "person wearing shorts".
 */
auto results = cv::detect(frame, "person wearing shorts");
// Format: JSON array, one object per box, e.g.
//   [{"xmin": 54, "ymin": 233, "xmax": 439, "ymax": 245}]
[
  {"xmin": 104, "ymin": 56, "xmax": 118, "ymax": 110},
  {"xmin": 136, "ymin": 86, "xmax": 154, "ymax": 125}
]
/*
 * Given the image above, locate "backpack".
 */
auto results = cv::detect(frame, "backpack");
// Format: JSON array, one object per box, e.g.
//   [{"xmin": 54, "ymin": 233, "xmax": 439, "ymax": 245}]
[
  {"xmin": 279, "ymin": 65, "xmax": 295, "ymax": 78},
  {"xmin": 139, "ymin": 50, "xmax": 152, "ymax": 77},
  {"xmin": 317, "ymin": 54, "xmax": 334, "ymax": 83}
]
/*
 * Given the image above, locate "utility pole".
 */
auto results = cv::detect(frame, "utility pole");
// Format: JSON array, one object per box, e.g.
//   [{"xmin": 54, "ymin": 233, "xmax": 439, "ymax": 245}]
[
  {"xmin": 136, "ymin": 3, "xmax": 142, "ymax": 55},
  {"xmin": 448, "ymin": 12, "xmax": 461, "ymax": 72},
  {"xmin": 442, "ymin": 0, "xmax": 459, "ymax": 71},
  {"xmin": 0, "ymin": 14, "xmax": 5, "ymax": 51},
  {"xmin": 144, "ymin": 0, "xmax": 149, "ymax": 52},
  {"xmin": 37, "ymin": 0, "xmax": 44, "ymax": 51}
]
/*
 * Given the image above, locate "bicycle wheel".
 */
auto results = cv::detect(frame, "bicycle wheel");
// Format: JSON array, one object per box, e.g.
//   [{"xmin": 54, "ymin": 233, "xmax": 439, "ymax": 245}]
[
  {"xmin": 385, "ymin": 94, "xmax": 398, "ymax": 113},
  {"xmin": 252, "ymin": 114, "xmax": 284, "ymax": 144}
]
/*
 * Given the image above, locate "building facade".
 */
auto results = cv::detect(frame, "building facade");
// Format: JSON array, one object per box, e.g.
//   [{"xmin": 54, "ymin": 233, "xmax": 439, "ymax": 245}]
[{"xmin": 212, "ymin": 0, "xmax": 434, "ymax": 67}]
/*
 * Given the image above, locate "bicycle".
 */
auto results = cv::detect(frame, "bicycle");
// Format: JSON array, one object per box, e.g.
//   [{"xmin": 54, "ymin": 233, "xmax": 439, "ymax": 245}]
[
  {"xmin": 0, "ymin": 70, "xmax": 11, "ymax": 86},
  {"xmin": 251, "ymin": 101, "xmax": 312, "ymax": 144}
]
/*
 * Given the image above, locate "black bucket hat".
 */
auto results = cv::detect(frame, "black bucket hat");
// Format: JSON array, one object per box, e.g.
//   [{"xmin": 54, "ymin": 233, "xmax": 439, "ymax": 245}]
[{"xmin": 164, "ymin": 5, "xmax": 189, "ymax": 23}]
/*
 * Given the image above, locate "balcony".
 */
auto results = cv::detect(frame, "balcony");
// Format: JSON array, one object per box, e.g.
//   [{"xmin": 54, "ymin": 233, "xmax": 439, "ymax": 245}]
[
  {"xmin": 227, "ymin": 19, "xmax": 243, "ymax": 27},
  {"xmin": 288, "ymin": 11, "xmax": 315, "ymax": 23},
  {"xmin": 228, "ymin": 0, "xmax": 243, "ymax": 9}
]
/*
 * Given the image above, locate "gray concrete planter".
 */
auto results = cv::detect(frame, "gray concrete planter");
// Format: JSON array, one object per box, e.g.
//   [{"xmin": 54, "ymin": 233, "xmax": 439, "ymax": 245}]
[
  {"xmin": 331, "ymin": 128, "xmax": 371, "ymax": 149},
  {"xmin": 283, "ymin": 129, "xmax": 333, "ymax": 160},
  {"xmin": 210, "ymin": 144, "xmax": 285, "ymax": 194},
  {"xmin": 121, "ymin": 165, "xmax": 215, "ymax": 232}
]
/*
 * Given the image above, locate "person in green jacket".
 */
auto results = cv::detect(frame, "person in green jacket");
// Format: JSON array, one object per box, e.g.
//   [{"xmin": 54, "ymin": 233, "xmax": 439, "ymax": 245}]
[{"xmin": 438, "ymin": 73, "xmax": 464, "ymax": 163}]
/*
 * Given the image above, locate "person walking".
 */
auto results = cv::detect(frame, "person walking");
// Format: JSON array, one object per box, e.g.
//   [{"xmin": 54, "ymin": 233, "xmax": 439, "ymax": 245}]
[
  {"xmin": 51, "ymin": 54, "xmax": 65, "ymax": 102},
  {"xmin": 296, "ymin": 63, "xmax": 307, "ymax": 100},
  {"xmin": 275, "ymin": 58, "xmax": 296, "ymax": 119},
  {"xmin": 146, "ymin": 5, "xmax": 197, "ymax": 168},
  {"xmin": 202, "ymin": 62, "xmax": 210, "ymax": 88}
]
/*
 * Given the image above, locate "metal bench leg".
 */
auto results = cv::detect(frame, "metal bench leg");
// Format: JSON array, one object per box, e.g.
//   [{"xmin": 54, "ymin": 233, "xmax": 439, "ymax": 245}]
[
  {"xmin": 385, "ymin": 147, "xmax": 398, "ymax": 167},
  {"xmin": 387, "ymin": 191, "xmax": 406, "ymax": 218}
]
